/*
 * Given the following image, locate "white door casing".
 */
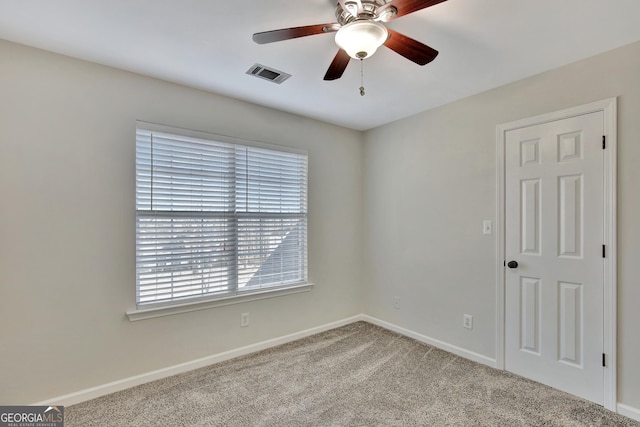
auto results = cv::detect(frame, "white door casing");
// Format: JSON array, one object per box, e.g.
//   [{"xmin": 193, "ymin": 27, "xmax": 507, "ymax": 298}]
[{"xmin": 496, "ymin": 98, "xmax": 617, "ymax": 410}]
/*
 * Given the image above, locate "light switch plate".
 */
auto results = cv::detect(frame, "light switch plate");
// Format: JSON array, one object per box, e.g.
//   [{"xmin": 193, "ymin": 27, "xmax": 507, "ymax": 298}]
[{"xmin": 483, "ymin": 220, "xmax": 492, "ymax": 235}]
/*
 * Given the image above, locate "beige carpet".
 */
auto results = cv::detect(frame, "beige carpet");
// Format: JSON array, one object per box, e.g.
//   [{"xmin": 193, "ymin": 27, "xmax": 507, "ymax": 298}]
[{"xmin": 66, "ymin": 322, "xmax": 638, "ymax": 426}]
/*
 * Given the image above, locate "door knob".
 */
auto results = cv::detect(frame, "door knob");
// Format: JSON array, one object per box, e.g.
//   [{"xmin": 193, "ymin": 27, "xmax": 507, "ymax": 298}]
[{"xmin": 507, "ymin": 260, "xmax": 518, "ymax": 269}]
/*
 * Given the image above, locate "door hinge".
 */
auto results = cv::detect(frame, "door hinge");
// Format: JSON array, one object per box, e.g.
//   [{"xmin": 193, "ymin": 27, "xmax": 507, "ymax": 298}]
[
  {"xmin": 602, "ymin": 244, "xmax": 606, "ymax": 258},
  {"xmin": 602, "ymin": 135, "xmax": 606, "ymax": 149},
  {"xmin": 602, "ymin": 353, "xmax": 606, "ymax": 367}
]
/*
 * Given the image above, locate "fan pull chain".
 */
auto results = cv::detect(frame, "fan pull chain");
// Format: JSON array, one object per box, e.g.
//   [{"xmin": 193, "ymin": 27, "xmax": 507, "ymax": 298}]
[{"xmin": 359, "ymin": 59, "xmax": 365, "ymax": 96}]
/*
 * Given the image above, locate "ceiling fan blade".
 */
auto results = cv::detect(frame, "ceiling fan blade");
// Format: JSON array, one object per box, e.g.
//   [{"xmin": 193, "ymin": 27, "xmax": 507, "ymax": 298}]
[
  {"xmin": 384, "ymin": 28, "xmax": 438, "ymax": 65},
  {"xmin": 380, "ymin": 0, "xmax": 447, "ymax": 21},
  {"xmin": 324, "ymin": 49, "xmax": 351, "ymax": 80},
  {"xmin": 253, "ymin": 23, "xmax": 339, "ymax": 44}
]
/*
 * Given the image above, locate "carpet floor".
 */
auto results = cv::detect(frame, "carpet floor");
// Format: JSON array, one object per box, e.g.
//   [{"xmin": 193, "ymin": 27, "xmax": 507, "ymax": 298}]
[{"xmin": 66, "ymin": 321, "xmax": 638, "ymax": 426}]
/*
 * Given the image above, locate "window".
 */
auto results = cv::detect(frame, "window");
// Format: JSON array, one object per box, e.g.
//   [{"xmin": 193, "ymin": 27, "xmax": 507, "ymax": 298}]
[{"xmin": 135, "ymin": 123, "xmax": 308, "ymax": 308}]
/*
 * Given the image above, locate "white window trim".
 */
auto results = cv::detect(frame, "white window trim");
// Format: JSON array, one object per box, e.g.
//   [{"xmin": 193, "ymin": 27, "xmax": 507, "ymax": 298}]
[
  {"xmin": 131, "ymin": 121, "xmax": 310, "ymax": 319},
  {"xmin": 126, "ymin": 282, "xmax": 313, "ymax": 322}
]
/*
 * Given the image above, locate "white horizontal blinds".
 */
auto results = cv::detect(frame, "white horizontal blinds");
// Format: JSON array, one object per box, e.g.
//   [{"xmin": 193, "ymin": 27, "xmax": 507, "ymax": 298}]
[
  {"xmin": 236, "ymin": 146, "xmax": 307, "ymax": 213},
  {"xmin": 136, "ymin": 129, "xmax": 237, "ymax": 305},
  {"xmin": 236, "ymin": 146, "xmax": 308, "ymax": 290},
  {"xmin": 136, "ymin": 130, "xmax": 235, "ymax": 212},
  {"xmin": 135, "ymin": 126, "xmax": 308, "ymax": 307},
  {"xmin": 136, "ymin": 215, "xmax": 236, "ymax": 304}
]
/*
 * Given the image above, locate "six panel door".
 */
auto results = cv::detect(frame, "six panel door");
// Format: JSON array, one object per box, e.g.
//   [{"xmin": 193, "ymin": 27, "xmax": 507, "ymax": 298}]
[{"xmin": 504, "ymin": 111, "xmax": 605, "ymax": 404}]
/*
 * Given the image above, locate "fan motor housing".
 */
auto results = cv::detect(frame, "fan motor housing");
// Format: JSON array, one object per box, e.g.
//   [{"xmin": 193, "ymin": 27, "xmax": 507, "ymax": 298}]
[{"xmin": 335, "ymin": 0, "xmax": 392, "ymax": 25}]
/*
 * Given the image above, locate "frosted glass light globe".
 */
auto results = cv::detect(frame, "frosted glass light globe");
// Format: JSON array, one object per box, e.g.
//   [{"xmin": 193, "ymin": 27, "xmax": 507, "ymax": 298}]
[{"xmin": 335, "ymin": 20, "xmax": 388, "ymax": 59}]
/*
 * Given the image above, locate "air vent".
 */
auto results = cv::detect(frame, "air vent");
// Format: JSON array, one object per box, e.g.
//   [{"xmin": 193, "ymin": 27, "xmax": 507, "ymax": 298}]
[{"xmin": 246, "ymin": 64, "xmax": 291, "ymax": 84}]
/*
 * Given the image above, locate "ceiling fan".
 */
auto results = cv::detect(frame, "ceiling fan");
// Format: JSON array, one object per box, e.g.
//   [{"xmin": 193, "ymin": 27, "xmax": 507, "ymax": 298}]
[{"xmin": 252, "ymin": 0, "xmax": 447, "ymax": 81}]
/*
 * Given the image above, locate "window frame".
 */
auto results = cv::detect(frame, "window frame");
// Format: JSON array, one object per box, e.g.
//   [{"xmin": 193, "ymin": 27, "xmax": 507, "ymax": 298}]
[{"xmin": 129, "ymin": 122, "xmax": 311, "ymax": 320}]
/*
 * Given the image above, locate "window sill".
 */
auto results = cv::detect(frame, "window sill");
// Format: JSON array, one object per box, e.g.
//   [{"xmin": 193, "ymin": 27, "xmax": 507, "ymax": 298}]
[{"xmin": 126, "ymin": 283, "xmax": 314, "ymax": 322}]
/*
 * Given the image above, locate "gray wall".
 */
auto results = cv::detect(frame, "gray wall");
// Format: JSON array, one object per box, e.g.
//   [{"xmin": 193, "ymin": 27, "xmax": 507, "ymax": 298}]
[
  {"xmin": 0, "ymin": 39, "xmax": 364, "ymax": 404},
  {"xmin": 363, "ymin": 40, "xmax": 640, "ymax": 409}
]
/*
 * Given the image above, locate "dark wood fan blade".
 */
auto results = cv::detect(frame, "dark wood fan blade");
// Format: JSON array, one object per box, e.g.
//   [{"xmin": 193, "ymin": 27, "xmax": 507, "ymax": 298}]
[
  {"xmin": 384, "ymin": 28, "xmax": 438, "ymax": 65},
  {"xmin": 253, "ymin": 23, "xmax": 339, "ymax": 44},
  {"xmin": 381, "ymin": 0, "xmax": 447, "ymax": 20},
  {"xmin": 324, "ymin": 49, "xmax": 351, "ymax": 80}
]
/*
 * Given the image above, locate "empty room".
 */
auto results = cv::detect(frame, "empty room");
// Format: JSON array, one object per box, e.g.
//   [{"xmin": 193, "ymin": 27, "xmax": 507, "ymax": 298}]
[{"xmin": 1, "ymin": 0, "xmax": 639, "ymax": 425}]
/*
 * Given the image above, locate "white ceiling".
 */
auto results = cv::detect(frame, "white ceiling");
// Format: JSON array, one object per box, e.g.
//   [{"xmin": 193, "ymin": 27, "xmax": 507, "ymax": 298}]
[{"xmin": 1, "ymin": 0, "xmax": 640, "ymax": 131}]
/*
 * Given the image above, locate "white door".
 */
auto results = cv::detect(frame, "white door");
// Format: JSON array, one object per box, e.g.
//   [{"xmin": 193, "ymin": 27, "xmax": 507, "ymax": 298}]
[{"xmin": 504, "ymin": 111, "xmax": 605, "ymax": 404}]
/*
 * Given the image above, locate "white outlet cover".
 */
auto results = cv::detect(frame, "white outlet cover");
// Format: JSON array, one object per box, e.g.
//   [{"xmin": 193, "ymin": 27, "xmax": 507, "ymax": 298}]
[
  {"xmin": 463, "ymin": 314, "xmax": 473, "ymax": 329},
  {"xmin": 241, "ymin": 313, "xmax": 249, "ymax": 327}
]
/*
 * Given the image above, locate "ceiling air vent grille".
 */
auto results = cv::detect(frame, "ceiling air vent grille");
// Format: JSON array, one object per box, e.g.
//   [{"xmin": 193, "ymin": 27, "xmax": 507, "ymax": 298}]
[{"xmin": 246, "ymin": 64, "xmax": 291, "ymax": 84}]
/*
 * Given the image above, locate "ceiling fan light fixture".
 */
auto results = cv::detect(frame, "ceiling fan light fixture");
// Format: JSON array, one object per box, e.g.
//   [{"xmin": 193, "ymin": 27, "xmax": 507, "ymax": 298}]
[{"xmin": 335, "ymin": 19, "xmax": 388, "ymax": 59}]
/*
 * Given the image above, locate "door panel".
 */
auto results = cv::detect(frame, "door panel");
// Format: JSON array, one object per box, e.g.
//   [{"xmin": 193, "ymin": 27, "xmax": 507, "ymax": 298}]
[
  {"xmin": 520, "ymin": 178, "xmax": 541, "ymax": 254},
  {"xmin": 505, "ymin": 111, "xmax": 604, "ymax": 404},
  {"xmin": 519, "ymin": 276, "xmax": 540, "ymax": 354},
  {"xmin": 558, "ymin": 281, "xmax": 582, "ymax": 366},
  {"xmin": 558, "ymin": 175, "xmax": 582, "ymax": 257}
]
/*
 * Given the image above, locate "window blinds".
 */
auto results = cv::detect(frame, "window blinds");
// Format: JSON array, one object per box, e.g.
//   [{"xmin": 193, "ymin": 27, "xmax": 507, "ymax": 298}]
[{"xmin": 135, "ymin": 126, "xmax": 308, "ymax": 307}]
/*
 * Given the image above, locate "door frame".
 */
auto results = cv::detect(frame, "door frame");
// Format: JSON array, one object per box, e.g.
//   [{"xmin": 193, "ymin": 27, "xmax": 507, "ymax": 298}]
[{"xmin": 495, "ymin": 98, "xmax": 617, "ymax": 410}]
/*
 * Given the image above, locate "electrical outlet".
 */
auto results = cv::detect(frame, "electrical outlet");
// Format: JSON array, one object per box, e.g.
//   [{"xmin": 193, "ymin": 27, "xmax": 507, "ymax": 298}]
[
  {"xmin": 463, "ymin": 314, "xmax": 473, "ymax": 329},
  {"xmin": 241, "ymin": 312, "xmax": 250, "ymax": 327},
  {"xmin": 393, "ymin": 296, "xmax": 400, "ymax": 309}
]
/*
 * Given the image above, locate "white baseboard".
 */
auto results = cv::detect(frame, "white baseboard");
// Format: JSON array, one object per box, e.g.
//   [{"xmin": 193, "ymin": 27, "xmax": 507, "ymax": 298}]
[
  {"xmin": 617, "ymin": 403, "xmax": 640, "ymax": 422},
  {"xmin": 33, "ymin": 314, "xmax": 365, "ymax": 407},
  {"xmin": 37, "ymin": 312, "xmax": 636, "ymax": 418},
  {"xmin": 361, "ymin": 315, "xmax": 497, "ymax": 368}
]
